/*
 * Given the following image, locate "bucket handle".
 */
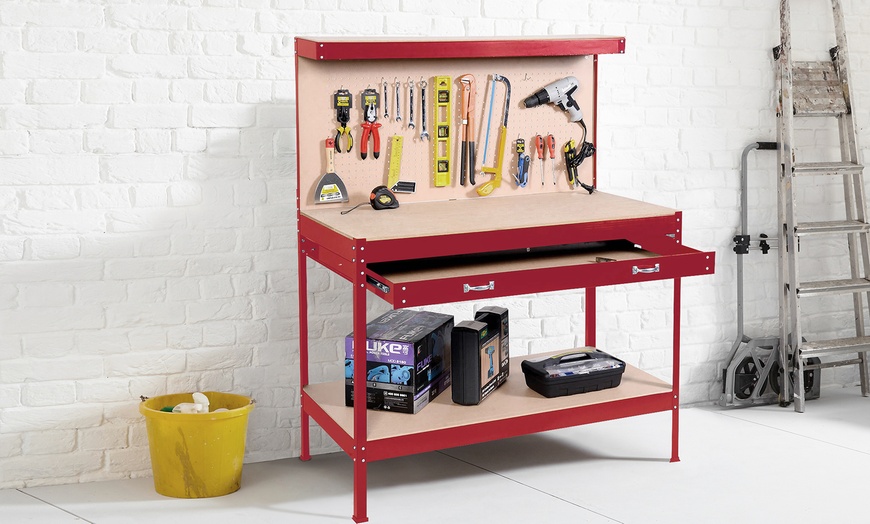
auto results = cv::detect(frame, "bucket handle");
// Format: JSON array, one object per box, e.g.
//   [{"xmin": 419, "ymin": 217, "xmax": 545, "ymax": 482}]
[{"xmin": 139, "ymin": 395, "xmax": 256, "ymax": 404}]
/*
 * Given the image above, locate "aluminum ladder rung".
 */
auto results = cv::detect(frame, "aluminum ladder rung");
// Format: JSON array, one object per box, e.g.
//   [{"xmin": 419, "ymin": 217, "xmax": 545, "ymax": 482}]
[
  {"xmin": 801, "ymin": 336, "xmax": 870, "ymax": 358},
  {"xmin": 792, "ymin": 60, "xmax": 847, "ymax": 116},
  {"xmin": 792, "ymin": 161, "xmax": 863, "ymax": 176},
  {"xmin": 795, "ymin": 220, "xmax": 870, "ymax": 236},
  {"xmin": 797, "ymin": 278, "xmax": 870, "ymax": 297}
]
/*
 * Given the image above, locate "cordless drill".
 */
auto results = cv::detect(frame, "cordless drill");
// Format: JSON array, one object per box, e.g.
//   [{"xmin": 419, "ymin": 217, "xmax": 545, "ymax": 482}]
[{"xmin": 523, "ymin": 76, "xmax": 583, "ymax": 122}]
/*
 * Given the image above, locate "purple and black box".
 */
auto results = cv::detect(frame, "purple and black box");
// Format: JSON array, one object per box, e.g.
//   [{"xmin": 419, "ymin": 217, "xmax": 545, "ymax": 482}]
[{"xmin": 345, "ymin": 309, "xmax": 453, "ymax": 414}]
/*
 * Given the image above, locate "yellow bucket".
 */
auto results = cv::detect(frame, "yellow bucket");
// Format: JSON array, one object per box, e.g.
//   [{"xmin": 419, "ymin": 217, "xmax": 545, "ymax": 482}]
[{"xmin": 139, "ymin": 392, "xmax": 254, "ymax": 498}]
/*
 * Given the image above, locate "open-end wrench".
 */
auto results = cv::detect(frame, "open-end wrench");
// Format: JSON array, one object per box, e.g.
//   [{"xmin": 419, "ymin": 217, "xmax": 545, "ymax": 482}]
[
  {"xmin": 419, "ymin": 78, "xmax": 429, "ymax": 140},
  {"xmin": 408, "ymin": 77, "xmax": 415, "ymax": 129},
  {"xmin": 394, "ymin": 78, "xmax": 401, "ymax": 122},
  {"xmin": 382, "ymin": 78, "xmax": 389, "ymax": 120}
]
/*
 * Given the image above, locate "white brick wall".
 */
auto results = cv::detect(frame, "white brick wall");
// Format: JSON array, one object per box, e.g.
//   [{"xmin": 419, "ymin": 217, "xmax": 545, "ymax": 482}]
[{"xmin": 1, "ymin": 0, "xmax": 869, "ymax": 489}]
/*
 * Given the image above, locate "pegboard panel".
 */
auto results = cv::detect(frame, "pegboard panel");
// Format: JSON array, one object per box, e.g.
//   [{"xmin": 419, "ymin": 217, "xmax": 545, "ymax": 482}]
[{"xmin": 297, "ymin": 54, "xmax": 597, "ymax": 212}]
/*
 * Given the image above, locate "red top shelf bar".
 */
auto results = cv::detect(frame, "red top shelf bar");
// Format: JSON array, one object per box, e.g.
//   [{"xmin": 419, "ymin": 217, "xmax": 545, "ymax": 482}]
[{"xmin": 295, "ymin": 36, "xmax": 626, "ymax": 61}]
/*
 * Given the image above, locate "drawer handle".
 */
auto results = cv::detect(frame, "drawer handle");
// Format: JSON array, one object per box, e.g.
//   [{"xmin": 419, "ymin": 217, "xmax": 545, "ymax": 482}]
[
  {"xmin": 632, "ymin": 263, "xmax": 660, "ymax": 275},
  {"xmin": 463, "ymin": 281, "xmax": 495, "ymax": 293}
]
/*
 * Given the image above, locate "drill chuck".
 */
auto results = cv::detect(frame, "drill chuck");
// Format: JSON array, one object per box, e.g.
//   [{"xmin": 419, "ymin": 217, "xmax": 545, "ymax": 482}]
[{"xmin": 523, "ymin": 89, "xmax": 549, "ymax": 108}]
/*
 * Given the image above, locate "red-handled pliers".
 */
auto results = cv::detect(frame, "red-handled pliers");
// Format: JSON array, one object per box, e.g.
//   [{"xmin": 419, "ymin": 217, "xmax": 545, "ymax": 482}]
[{"xmin": 360, "ymin": 103, "xmax": 381, "ymax": 160}]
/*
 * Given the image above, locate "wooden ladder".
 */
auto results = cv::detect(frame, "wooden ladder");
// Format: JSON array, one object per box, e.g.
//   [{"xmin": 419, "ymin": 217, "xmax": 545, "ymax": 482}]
[{"xmin": 775, "ymin": 0, "xmax": 870, "ymax": 412}]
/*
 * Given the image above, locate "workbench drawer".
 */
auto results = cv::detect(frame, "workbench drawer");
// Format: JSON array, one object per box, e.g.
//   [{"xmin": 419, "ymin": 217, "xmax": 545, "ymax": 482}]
[{"xmin": 365, "ymin": 240, "xmax": 715, "ymax": 307}]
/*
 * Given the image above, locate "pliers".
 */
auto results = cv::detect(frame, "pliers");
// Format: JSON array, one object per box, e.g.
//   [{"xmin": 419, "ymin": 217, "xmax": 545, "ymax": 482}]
[
  {"xmin": 360, "ymin": 102, "xmax": 381, "ymax": 160},
  {"xmin": 334, "ymin": 89, "xmax": 353, "ymax": 153}
]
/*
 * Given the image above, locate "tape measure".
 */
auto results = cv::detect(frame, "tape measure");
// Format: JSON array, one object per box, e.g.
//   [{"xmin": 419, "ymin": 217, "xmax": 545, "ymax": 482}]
[{"xmin": 370, "ymin": 185, "xmax": 399, "ymax": 210}]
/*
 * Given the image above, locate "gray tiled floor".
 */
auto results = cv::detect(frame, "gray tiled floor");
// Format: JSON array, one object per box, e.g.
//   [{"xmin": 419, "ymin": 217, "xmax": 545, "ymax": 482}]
[{"xmin": 6, "ymin": 386, "xmax": 870, "ymax": 523}]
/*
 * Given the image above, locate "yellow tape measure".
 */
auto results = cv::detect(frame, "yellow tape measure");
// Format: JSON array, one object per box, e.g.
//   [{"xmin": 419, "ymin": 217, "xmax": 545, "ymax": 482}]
[{"xmin": 387, "ymin": 135, "xmax": 403, "ymax": 190}]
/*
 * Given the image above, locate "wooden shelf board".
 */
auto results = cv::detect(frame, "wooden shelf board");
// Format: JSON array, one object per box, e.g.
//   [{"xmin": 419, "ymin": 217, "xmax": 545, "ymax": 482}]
[
  {"xmin": 301, "ymin": 192, "xmax": 676, "ymax": 243},
  {"xmin": 303, "ymin": 351, "xmax": 672, "ymax": 443}
]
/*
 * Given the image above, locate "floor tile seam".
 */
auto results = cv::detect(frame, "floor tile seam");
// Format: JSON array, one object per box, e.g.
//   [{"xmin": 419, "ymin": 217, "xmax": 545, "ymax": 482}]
[
  {"xmin": 704, "ymin": 408, "xmax": 870, "ymax": 457},
  {"xmin": 435, "ymin": 450, "xmax": 624, "ymax": 524},
  {"xmin": 17, "ymin": 489, "xmax": 94, "ymax": 523}
]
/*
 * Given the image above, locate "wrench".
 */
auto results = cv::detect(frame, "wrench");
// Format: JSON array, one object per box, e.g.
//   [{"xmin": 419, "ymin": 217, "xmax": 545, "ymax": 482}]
[
  {"xmin": 408, "ymin": 77, "xmax": 415, "ymax": 129},
  {"xmin": 419, "ymin": 78, "xmax": 429, "ymax": 140},
  {"xmin": 394, "ymin": 78, "xmax": 401, "ymax": 122},
  {"xmin": 382, "ymin": 78, "xmax": 389, "ymax": 120}
]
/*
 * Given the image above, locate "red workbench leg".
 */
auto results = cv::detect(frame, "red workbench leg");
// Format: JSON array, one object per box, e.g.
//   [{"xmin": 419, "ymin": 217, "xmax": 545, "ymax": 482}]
[
  {"xmin": 671, "ymin": 277, "xmax": 682, "ymax": 463},
  {"xmin": 298, "ymin": 240, "xmax": 311, "ymax": 461},
  {"xmin": 585, "ymin": 287, "xmax": 596, "ymax": 347},
  {"xmin": 352, "ymin": 247, "xmax": 369, "ymax": 523}
]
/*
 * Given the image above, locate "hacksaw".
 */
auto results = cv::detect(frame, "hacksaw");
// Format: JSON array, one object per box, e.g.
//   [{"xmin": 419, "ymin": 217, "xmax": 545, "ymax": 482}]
[{"xmin": 477, "ymin": 74, "xmax": 511, "ymax": 197}]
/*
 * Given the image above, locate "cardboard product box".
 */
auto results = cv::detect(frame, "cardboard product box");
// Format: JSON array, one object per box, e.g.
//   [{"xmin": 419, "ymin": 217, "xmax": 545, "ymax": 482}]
[
  {"xmin": 476, "ymin": 306, "xmax": 509, "ymax": 387},
  {"xmin": 345, "ymin": 309, "xmax": 453, "ymax": 414},
  {"xmin": 451, "ymin": 306, "xmax": 510, "ymax": 405}
]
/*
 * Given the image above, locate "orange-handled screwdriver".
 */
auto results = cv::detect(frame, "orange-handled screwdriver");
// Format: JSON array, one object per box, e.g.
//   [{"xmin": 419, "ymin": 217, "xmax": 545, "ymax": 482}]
[
  {"xmin": 534, "ymin": 134, "xmax": 544, "ymax": 186},
  {"xmin": 546, "ymin": 133, "xmax": 556, "ymax": 185}
]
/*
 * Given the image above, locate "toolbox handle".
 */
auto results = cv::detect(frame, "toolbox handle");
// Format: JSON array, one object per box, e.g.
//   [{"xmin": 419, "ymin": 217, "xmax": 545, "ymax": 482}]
[
  {"xmin": 463, "ymin": 281, "xmax": 495, "ymax": 293},
  {"xmin": 554, "ymin": 352, "xmax": 592, "ymax": 364},
  {"xmin": 632, "ymin": 263, "xmax": 660, "ymax": 275}
]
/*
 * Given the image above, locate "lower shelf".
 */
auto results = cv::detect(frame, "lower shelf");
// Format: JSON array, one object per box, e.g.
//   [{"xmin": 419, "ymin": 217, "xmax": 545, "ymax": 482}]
[{"xmin": 303, "ymin": 350, "xmax": 675, "ymax": 461}]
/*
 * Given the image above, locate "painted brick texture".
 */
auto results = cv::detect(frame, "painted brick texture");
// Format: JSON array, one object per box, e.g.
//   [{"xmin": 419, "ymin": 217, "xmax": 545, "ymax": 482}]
[{"xmin": 1, "ymin": 0, "xmax": 869, "ymax": 489}]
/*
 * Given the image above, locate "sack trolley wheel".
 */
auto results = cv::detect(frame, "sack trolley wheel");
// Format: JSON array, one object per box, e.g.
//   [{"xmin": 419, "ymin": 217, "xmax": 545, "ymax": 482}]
[{"xmin": 769, "ymin": 356, "xmax": 821, "ymax": 401}]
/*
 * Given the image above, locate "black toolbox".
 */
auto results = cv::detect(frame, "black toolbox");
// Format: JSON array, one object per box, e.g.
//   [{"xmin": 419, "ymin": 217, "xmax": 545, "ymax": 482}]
[{"xmin": 521, "ymin": 348, "xmax": 626, "ymax": 398}]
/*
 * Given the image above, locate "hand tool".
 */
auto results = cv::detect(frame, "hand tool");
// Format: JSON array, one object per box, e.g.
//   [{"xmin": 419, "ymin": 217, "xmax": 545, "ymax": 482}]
[
  {"xmin": 386, "ymin": 135, "xmax": 416, "ymax": 193},
  {"xmin": 382, "ymin": 78, "xmax": 389, "ymax": 120},
  {"xmin": 477, "ymin": 74, "xmax": 511, "ymax": 197},
  {"xmin": 458, "ymin": 74, "xmax": 476, "ymax": 186},
  {"xmin": 546, "ymin": 133, "xmax": 556, "ymax": 185},
  {"xmin": 408, "ymin": 77, "xmax": 415, "ymax": 129},
  {"xmin": 394, "ymin": 78, "xmax": 401, "ymax": 122},
  {"xmin": 369, "ymin": 185, "xmax": 399, "ymax": 210},
  {"xmin": 387, "ymin": 135, "xmax": 403, "ymax": 190},
  {"xmin": 534, "ymin": 134, "xmax": 544, "ymax": 186},
  {"xmin": 359, "ymin": 88, "xmax": 381, "ymax": 160},
  {"xmin": 314, "ymin": 138, "xmax": 349, "ymax": 204},
  {"xmin": 419, "ymin": 77, "xmax": 430, "ymax": 141},
  {"xmin": 481, "ymin": 76, "xmax": 497, "ymax": 166},
  {"xmin": 339, "ymin": 185, "xmax": 400, "ymax": 214},
  {"xmin": 333, "ymin": 88, "xmax": 353, "ymax": 153},
  {"xmin": 564, "ymin": 139, "xmax": 594, "ymax": 194},
  {"xmin": 433, "ymin": 75, "xmax": 451, "ymax": 187},
  {"xmin": 514, "ymin": 137, "xmax": 529, "ymax": 187},
  {"xmin": 524, "ymin": 76, "xmax": 595, "ymax": 170}
]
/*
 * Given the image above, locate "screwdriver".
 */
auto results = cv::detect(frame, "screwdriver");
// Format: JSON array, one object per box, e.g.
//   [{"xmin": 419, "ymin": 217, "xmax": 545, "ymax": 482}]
[
  {"xmin": 546, "ymin": 133, "xmax": 556, "ymax": 185},
  {"xmin": 534, "ymin": 134, "xmax": 544, "ymax": 186}
]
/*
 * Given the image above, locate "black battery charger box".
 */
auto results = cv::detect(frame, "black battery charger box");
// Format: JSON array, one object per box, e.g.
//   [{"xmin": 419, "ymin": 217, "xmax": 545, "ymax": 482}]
[
  {"xmin": 521, "ymin": 348, "xmax": 626, "ymax": 398},
  {"xmin": 451, "ymin": 306, "xmax": 509, "ymax": 405}
]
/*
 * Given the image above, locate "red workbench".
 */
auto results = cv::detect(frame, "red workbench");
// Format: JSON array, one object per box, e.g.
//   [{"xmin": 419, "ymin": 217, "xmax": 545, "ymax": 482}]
[{"xmin": 295, "ymin": 36, "xmax": 714, "ymax": 523}]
